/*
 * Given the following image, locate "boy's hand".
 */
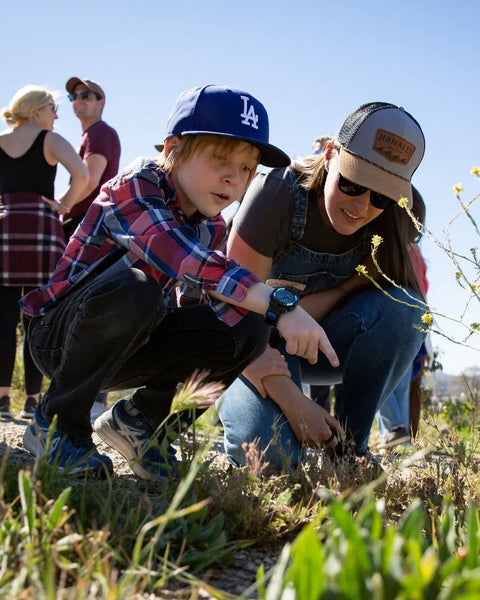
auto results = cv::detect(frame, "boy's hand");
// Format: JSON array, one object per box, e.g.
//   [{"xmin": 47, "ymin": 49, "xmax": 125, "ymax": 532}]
[
  {"xmin": 276, "ymin": 306, "xmax": 339, "ymax": 367},
  {"xmin": 243, "ymin": 346, "xmax": 291, "ymax": 398}
]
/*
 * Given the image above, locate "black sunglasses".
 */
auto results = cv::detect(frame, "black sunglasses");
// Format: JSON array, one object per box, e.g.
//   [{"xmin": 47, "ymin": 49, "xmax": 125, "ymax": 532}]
[
  {"xmin": 337, "ymin": 174, "xmax": 395, "ymax": 210},
  {"xmin": 67, "ymin": 91, "xmax": 102, "ymax": 102}
]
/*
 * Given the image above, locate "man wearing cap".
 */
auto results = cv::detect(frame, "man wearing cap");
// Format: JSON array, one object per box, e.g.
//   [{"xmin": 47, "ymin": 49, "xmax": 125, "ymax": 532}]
[
  {"xmin": 63, "ymin": 77, "xmax": 121, "ymax": 239},
  {"xmin": 20, "ymin": 84, "xmax": 339, "ymax": 480}
]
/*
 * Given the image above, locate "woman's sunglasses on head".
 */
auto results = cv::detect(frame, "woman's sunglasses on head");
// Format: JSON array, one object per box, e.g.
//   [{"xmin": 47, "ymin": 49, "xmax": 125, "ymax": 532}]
[
  {"xmin": 68, "ymin": 91, "xmax": 102, "ymax": 102},
  {"xmin": 337, "ymin": 174, "xmax": 396, "ymax": 210}
]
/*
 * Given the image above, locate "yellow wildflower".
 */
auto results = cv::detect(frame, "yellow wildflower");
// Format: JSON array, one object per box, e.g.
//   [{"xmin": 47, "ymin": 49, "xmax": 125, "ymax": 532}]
[
  {"xmin": 372, "ymin": 235, "xmax": 383, "ymax": 248},
  {"xmin": 471, "ymin": 283, "xmax": 478, "ymax": 291},
  {"xmin": 453, "ymin": 183, "xmax": 463, "ymax": 194},
  {"xmin": 455, "ymin": 271, "xmax": 462, "ymax": 280},
  {"xmin": 471, "ymin": 166, "xmax": 480, "ymax": 176},
  {"xmin": 421, "ymin": 312, "xmax": 433, "ymax": 327},
  {"xmin": 356, "ymin": 265, "xmax": 368, "ymax": 275},
  {"xmin": 397, "ymin": 197, "xmax": 409, "ymax": 208}
]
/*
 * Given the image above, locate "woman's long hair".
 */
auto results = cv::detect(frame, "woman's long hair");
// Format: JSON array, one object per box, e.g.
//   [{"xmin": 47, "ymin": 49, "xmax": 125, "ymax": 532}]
[
  {"xmin": 291, "ymin": 143, "xmax": 425, "ymax": 300},
  {"xmin": 368, "ymin": 200, "xmax": 425, "ymax": 300}
]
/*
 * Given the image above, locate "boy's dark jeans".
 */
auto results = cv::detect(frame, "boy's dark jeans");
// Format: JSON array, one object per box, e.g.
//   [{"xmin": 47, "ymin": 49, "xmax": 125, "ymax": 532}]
[{"xmin": 28, "ymin": 262, "xmax": 269, "ymax": 440}]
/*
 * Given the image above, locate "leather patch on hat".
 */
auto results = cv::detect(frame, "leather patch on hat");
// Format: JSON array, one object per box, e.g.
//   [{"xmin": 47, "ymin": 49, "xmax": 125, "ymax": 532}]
[{"xmin": 373, "ymin": 129, "xmax": 416, "ymax": 165}]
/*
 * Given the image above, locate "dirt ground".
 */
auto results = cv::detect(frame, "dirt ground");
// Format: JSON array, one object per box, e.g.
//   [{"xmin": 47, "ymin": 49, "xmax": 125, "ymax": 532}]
[{"xmin": 0, "ymin": 415, "xmax": 282, "ymax": 599}]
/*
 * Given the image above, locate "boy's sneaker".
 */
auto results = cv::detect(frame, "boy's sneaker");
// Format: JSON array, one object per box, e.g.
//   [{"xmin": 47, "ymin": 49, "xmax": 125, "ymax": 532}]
[
  {"xmin": 23, "ymin": 404, "xmax": 50, "ymax": 457},
  {"xmin": 0, "ymin": 395, "xmax": 12, "ymax": 419},
  {"xmin": 20, "ymin": 396, "xmax": 38, "ymax": 419},
  {"xmin": 48, "ymin": 431, "xmax": 114, "ymax": 477},
  {"xmin": 93, "ymin": 399, "xmax": 178, "ymax": 482}
]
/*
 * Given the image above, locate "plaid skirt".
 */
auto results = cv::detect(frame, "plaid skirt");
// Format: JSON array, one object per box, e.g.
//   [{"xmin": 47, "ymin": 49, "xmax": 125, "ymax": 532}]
[{"xmin": 0, "ymin": 192, "xmax": 66, "ymax": 287}]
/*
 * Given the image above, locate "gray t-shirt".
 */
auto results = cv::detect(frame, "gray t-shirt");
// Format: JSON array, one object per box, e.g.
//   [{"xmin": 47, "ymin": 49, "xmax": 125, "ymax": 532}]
[{"xmin": 232, "ymin": 168, "xmax": 367, "ymax": 260}]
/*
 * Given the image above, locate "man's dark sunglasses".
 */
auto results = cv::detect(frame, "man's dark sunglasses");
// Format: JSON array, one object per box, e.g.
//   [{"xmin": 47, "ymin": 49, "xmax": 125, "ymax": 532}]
[
  {"xmin": 67, "ymin": 91, "xmax": 102, "ymax": 102},
  {"xmin": 338, "ymin": 174, "xmax": 395, "ymax": 210}
]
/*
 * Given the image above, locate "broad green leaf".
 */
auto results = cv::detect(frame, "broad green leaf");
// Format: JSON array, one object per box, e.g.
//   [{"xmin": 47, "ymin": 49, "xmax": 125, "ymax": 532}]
[
  {"xmin": 465, "ymin": 501, "xmax": 479, "ymax": 569},
  {"xmin": 288, "ymin": 524, "xmax": 324, "ymax": 600},
  {"xmin": 47, "ymin": 487, "xmax": 71, "ymax": 534},
  {"xmin": 330, "ymin": 500, "xmax": 370, "ymax": 573},
  {"xmin": 398, "ymin": 500, "xmax": 425, "ymax": 545},
  {"xmin": 18, "ymin": 471, "xmax": 36, "ymax": 535}
]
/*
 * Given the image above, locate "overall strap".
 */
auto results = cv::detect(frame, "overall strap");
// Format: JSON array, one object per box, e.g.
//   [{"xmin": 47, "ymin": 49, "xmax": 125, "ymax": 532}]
[{"xmin": 287, "ymin": 170, "xmax": 308, "ymax": 250}]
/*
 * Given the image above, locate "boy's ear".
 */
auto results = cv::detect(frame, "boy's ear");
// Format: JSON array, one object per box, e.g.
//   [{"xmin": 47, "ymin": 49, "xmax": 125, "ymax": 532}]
[{"xmin": 164, "ymin": 136, "xmax": 181, "ymax": 158}]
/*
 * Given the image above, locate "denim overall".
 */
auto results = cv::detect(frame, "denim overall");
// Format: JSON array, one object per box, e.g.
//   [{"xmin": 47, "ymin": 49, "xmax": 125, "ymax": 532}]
[
  {"xmin": 218, "ymin": 174, "xmax": 425, "ymax": 469},
  {"xmin": 267, "ymin": 173, "xmax": 371, "ymax": 296}
]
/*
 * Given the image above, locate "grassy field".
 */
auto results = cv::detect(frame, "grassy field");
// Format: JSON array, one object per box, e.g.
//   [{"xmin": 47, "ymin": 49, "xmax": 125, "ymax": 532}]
[{"xmin": 2, "ymin": 351, "xmax": 480, "ymax": 599}]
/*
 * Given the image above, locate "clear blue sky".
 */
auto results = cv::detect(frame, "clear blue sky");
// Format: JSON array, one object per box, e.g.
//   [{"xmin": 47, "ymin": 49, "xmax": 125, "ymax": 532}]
[{"xmin": 2, "ymin": 0, "xmax": 479, "ymax": 374}]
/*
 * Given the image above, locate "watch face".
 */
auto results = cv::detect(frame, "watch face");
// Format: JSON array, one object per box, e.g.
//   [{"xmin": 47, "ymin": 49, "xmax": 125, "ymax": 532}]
[{"xmin": 273, "ymin": 288, "xmax": 298, "ymax": 307}]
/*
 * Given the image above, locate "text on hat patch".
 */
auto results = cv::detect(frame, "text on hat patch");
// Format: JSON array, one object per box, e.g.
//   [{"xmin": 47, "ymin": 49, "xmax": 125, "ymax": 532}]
[
  {"xmin": 373, "ymin": 129, "xmax": 416, "ymax": 165},
  {"xmin": 240, "ymin": 96, "xmax": 259, "ymax": 130}
]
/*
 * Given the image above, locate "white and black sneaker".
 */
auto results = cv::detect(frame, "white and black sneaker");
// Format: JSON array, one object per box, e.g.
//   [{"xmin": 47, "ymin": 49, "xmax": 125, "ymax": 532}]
[
  {"xmin": 93, "ymin": 399, "xmax": 178, "ymax": 482},
  {"xmin": 23, "ymin": 404, "xmax": 50, "ymax": 457}
]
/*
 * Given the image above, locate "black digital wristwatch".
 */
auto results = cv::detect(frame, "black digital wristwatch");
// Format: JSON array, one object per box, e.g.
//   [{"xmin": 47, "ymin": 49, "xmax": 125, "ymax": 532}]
[{"xmin": 265, "ymin": 287, "xmax": 300, "ymax": 326}]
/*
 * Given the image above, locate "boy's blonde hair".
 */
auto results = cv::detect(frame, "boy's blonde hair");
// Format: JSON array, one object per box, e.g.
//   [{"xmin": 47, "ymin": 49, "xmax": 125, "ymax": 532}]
[
  {"xmin": 156, "ymin": 134, "xmax": 260, "ymax": 187},
  {"xmin": 1, "ymin": 85, "xmax": 56, "ymax": 126}
]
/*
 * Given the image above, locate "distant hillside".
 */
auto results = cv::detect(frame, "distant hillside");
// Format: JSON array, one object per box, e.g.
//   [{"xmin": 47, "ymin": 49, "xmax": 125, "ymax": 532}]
[{"xmin": 424, "ymin": 370, "xmax": 478, "ymax": 401}]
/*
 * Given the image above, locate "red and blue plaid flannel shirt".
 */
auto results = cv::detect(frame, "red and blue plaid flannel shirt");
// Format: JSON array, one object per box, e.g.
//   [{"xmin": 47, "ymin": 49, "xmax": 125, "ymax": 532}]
[{"xmin": 21, "ymin": 159, "xmax": 259, "ymax": 326}]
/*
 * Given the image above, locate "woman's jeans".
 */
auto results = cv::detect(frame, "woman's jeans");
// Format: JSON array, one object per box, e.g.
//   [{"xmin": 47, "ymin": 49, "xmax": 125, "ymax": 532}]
[
  {"xmin": 218, "ymin": 286, "xmax": 425, "ymax": 470},
  {"xmin": 28, "ymin": 262, "xmax": 269, "ymax": 441},
  {"xmin": 376, "ymin": 365, "xmax": 412, "ymax": 439}
]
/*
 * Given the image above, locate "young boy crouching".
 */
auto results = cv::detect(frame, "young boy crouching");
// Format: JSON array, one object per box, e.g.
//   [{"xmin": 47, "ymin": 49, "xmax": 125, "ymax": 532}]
[{"xmin": 21, "ymin": 85, "xmax": 338, "ymax": 479}]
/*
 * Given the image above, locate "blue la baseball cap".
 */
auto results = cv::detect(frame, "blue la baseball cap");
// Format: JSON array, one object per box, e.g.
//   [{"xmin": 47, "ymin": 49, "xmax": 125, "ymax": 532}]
[{"xmin": 165, "ymin": 85, "xmax": 290, "ymax": 168}]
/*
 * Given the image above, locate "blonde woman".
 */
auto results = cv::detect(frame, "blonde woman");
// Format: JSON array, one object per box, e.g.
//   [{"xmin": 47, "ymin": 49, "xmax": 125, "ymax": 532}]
[{"xmin": 0, "ymin": 85, "xmax": 88, "ymax": 419}]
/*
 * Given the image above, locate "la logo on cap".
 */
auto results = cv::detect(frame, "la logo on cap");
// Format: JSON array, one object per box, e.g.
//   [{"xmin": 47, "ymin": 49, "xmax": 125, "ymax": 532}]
[{"xmin": 240, "ymin": 95, "xmax": 259, "ymax": 129}]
